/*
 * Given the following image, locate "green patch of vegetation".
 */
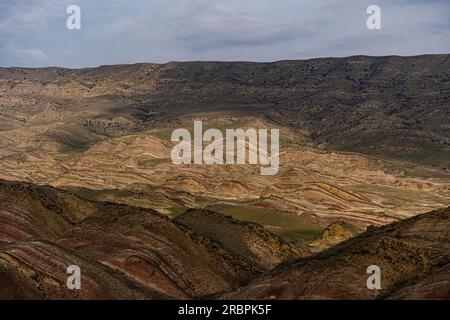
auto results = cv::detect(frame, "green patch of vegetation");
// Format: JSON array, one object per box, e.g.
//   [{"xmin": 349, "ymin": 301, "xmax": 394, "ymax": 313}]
[
  {"xmin": 73, "ymin": 188, "xmax": 106, "ymax": 201},
  {"xmin": 49, "ymin": 124, "xmax": 102, "ymax": 154},
  {"xmin": 137, "ymin": 158, "xmax": 167, "ymax": 167},
  {"xmin": 278, "ymin": 135, "xmax": 307, "ymax": 147},
  {"xmin": 167, "ymin": 206, "xmax": 188, "ymax": 218},
  {"xmin": 334, "ymin": 138, "xmax": 449, "ymax": 166},
  {"xmin": 397, "ymin": 143, "xmax": 450, "ymax": 167},
  {"xmin": 59, "ymin": 139, "xmax": 91, "ymax": 153},
  {"xmin": 147, "ymin": 120, "xmax": 250, "ymax": 142},
  {"xmin": 147, "ymin": 118, "xmax": 300, "ymax": 146},
  {"xmin": 207, "ymin": 204, "xmax": 324, "ymax": 245},
  {"xmin": 53, "ymin": 154, "xmax": 68, "ymax": 162},
  {"xmin": 0, "ymin": 121, "xmax": 16, "ymax": 131},
  {"xmin": 350, "ymin": 183, "xmax": 447, "ymax": 207},
  {"xmin": 278, "ymin": 229, "xmax": 322, "ymax": 246},
  {"xmin": 401, "ymin": 167, "xmax": 450, "ymax": 179},
  {"xmin": 147, "ymin": 128, "xmax": 175, "ymax": 141}
]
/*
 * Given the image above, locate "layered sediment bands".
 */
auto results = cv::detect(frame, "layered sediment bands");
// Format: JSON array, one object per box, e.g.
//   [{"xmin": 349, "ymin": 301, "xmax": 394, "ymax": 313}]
[
  {"xmin": 0, "ymin": 57, "xmax": 449, "ymax": 299},
  {"xmin": 0, "ymin": 128, "xmax": 448, "ymax": 228},
  {"xmin": 0, "ymin": 180, "xmax": 97, "ymax": 242},
  {"xmin": 57, "ymin": 204, "xmax": 261, "ymax": 298},
  {"xmin": 226, "ymin": 207, "xmax": 450, "ymax": 300},
  {"xmin": 0, "ymin": 241, "xmax": 168, "ymax": 299},
  {"xmin": 0, "ymin": 182, "xmax": 447, "ymax": 300},
  {"xmin": 2, "ymin": 55, "xmax": 450, "ymax": 165},
  {"xmin": 0, "ymin": 56, "xmax": 449, "ymax": 230},
  {"xmin": 0, "ymin": 179, "xmax": 265, "ymax": 299}
]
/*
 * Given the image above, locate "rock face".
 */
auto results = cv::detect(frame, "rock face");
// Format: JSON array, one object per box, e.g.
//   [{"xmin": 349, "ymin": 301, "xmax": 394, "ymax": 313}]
[
  {"xmin": 308, "ymin": 221, "xmax": 362, "ymax": 253},
  {"xmin": 226, "ymin": 207, "xmax": 450, "ymax": 300}
]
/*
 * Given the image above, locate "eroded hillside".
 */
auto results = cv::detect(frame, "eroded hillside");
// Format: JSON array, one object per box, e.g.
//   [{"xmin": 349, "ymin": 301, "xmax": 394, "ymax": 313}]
[
  {"xmin": 0, "ymin": 57, "xmax": 449, "ymax": 238},
  {"xmin": 0, "ymin": 57, "xmax": 449, "ymax": 300},
  {"xmin": 226, "ymin": 207, "xmax": 450, "ymax": 300},
  {"xmin": 0, "ymin": 179, "xmax": 301, "ymax": 299}
]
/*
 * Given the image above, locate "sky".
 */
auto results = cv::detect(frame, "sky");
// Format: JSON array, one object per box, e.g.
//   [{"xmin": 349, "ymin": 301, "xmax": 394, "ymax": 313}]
[{"xmin": 1, "ymin": 0, "xmax": 449, "ymax": 68}]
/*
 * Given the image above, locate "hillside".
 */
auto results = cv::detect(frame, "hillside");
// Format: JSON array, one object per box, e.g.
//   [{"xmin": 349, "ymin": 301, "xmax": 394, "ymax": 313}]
[
  {"xmin": 0, "ymin": 179, "xmax": 273, "ymax": 299},
  {"xmin": 1, "ymin": 179, "xmax": 447, "ymax": 300},
  {"xmin": 1, "ymin": 55, "xmax": 449, "ymax": 166},
  {"xmin": 0, "ymin": 55, "xmax": 449, "ymax": 300},
  {"xmin": 226, "ymin": 207, "xmax": 450, "ymax": 300},
  {"xmin": 1, "ymin": 56, "xmax": 449, "ymax": 247},
  {"xmin": 175, "ymin": 209, "xmax": 306, "ymax": 269}
]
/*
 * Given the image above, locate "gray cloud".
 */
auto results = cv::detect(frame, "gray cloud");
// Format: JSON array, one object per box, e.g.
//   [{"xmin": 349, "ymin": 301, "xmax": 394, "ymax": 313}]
[
  {"xmin": 0, "ymin": 42, "xmax": 52, "ymax": 66},
  {"xmin": 0, "ymin": 0, "xmax": 449, "ymax": 67},
  {"xmin": 168, "ymin": 1, "xmax": 309, "ymax": 50}
]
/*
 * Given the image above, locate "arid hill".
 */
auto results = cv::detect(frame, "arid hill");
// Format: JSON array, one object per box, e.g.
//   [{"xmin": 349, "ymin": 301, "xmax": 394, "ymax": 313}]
[
  {"xmin": 1, "ymin": 179, "xmax": 447, "ymax": 299},
  {"xmin": 0, "ymin": 179, "xmax": 295, "ymax": 299},
  {"xmin": 175, "ymin": 209, "xmax": 306, "ymax": 269},
  {"xmin": 226, "ymin": 207, "xmax": 450, "ymax": 300},
  {"xmin": 0, "ymin": 55, "xmax": 449, "ymax": 244},
  {"xmin": 0, "ymin": 56, "xmax": 449, "ymax": 300},
  {"xmin": 1, "ymin": 55, "xmax": 449, "ymax": 166},
  {"xmin": 0, "ymin": 181, "xmax": 450, "ymax": 299}
]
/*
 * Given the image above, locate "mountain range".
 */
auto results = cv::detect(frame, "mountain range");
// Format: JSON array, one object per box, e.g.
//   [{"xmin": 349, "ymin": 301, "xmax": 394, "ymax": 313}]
[{"xmin": 0, "ymin": 54, "xmax": 449, "ymax": 299}]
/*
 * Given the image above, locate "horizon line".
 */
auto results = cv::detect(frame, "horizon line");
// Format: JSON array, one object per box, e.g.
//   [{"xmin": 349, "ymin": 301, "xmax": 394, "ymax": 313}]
[{"xmin": 1, "ymin": 53, "xmax": 449, "ymax": 71}]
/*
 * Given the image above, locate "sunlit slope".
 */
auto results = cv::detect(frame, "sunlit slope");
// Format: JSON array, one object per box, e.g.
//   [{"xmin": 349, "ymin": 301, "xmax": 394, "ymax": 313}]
[{"xmin": 0, "ymin": 116, "xmax": 448, "ymax": 231}]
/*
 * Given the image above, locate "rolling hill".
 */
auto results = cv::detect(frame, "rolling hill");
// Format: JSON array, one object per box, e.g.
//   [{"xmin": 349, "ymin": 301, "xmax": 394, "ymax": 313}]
[{"xmin": 0, "ymin": 55, "xmax": 449, "ymax": 299}]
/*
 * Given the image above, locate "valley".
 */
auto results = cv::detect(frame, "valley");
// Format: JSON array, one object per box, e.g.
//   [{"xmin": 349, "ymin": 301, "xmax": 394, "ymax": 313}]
[{"xmin": 0, "ymin": 55, "xmax": 449, "ymax": 299}]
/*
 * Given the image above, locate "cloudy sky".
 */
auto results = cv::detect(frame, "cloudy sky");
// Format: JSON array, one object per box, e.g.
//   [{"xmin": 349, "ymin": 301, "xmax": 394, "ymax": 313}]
[{"xmin": 1, "ymin": 0, "xmax": 449, "ymax": 68}]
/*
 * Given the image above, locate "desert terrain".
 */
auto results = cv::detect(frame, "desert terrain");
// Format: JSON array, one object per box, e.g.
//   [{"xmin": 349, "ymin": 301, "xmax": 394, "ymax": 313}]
[{"xmin": 0, "ymin": 55, "xmax": 449, "ymax": 299}]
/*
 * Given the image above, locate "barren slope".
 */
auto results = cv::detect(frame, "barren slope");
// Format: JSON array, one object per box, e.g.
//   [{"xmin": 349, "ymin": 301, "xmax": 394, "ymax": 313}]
[
  {"xmin": 0, "ymin": 179, "xmax": 275, "ymax": 299},
  {"xmin": 226, "ymin": 207, "xmax": 450, "ymax": 300},
  {"xmin": 0, "ymin": 57, "xmax": 449, "ymax": 234},
  {"xmin": 1, "ymin": 55, "xmax": 449, "ymax": 165}
]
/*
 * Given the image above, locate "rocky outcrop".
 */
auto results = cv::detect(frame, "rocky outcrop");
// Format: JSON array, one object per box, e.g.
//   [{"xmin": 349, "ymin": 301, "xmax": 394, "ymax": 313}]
[{"xmin": 308, "ymin": 221, "xmax": 362, "ymax": 253}]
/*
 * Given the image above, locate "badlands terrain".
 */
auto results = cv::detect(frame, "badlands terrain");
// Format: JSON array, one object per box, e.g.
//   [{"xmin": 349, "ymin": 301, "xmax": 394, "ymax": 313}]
[
  {"xmin": 0, "ymin": 54, "xmax": 449, "ymax": 299},
  {"xmin": 228, "ymin": 207, "xmax": 450, "ymax": 300},
  {"xmin": 0, "ymin": 179, "xmax": 448, "ymax": 299}
]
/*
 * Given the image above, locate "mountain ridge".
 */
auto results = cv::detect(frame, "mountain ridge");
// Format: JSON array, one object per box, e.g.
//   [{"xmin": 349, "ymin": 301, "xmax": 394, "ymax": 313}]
[
  {"xmin": 1, "ymin": 54, "xmax": 449, "ymax": 166},
  {"xmin": 2, "ymin": 53, "xmax": 449, "ymax": 71}
]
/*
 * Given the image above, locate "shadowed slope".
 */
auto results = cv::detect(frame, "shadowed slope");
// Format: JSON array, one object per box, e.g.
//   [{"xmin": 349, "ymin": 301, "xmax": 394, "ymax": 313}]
[
  {"xmin": 0, "ymin": 179, "xmax": 266, "ymax": 299},
  {"xmin": 226, "ymin": 207, "xmax": 450, "ymax": 300},
  {"xmin": 175, "ymin": 209, "xmax": 306, "ymax": 269}
]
